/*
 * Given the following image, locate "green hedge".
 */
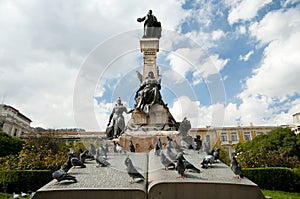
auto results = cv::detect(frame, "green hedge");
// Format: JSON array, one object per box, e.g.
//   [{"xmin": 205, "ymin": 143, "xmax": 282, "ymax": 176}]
[
  {"xmin": 243, "ymin": 167, "xmax": 300, "ymax": 192},
  {"xmin": 0, "ymin": 170, "xmax": 52, "ymax": 193}
]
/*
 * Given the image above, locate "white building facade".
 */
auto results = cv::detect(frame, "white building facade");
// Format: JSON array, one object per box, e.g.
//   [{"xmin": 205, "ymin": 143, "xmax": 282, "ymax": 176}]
[{"xmin": 0, "ymin": 104, "xmax": 33, "ymax": 137}]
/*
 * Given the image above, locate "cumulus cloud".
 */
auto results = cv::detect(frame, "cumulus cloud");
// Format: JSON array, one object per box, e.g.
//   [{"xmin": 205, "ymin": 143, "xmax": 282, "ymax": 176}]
[
  {"xmin": 227, "ymin": 0, "xmax": 272, "ymax": 25},
  {"xmin": 225, "ymin": 6, "xmax": 300, "ymax": 126},
  {"xmin": 0, "ymin": 0, "xmax": 189, "ymax": 130}
]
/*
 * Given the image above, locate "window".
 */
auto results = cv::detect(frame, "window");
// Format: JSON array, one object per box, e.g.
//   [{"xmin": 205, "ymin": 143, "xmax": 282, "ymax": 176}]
[
  {"xmin": 221, "ymin": 132, "xmax": 228, "ymax": 142},
  {"xmin": 13, "ymin": 128, "xmax": 18, "ymax": 137},
  {"xmin": 244, "ymin": 132, "xmax": 251, "ymax": 141},
  {"xmin": 256, "ymin": 131, "xmax": 263, "ymax": 136},
  {"xmin": 230, "ymin": 132, "xmax": 238, "ymax": 142}
]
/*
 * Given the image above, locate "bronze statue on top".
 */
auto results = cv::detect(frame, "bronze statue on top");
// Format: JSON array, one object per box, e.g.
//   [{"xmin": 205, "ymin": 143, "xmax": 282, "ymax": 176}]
[
  {"xmin": 137, "ymin": 10, "xmax": 162, "ymax": 38},
  {"xmin": 135, "ymin": 71, "xmax": 164, "ymax": 113},
  {"xmin": 107, "ymin": 97, "xmax": 132, "ymax": 138}
]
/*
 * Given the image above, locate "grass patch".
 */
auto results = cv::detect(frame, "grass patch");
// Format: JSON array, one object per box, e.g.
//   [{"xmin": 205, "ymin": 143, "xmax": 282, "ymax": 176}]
[{"xmin": 262, "ymin": 189, "xmax": 300, "ymax": 199}]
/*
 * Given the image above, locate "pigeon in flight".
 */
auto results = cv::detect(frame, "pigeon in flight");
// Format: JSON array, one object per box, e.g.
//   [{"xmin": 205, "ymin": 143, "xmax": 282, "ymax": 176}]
[
  {"xmin": 160, "ymin": 152, "xmax": 175, "ymax": 170},
  {"xmin": 48, "ymin": 166, "xmax": 77, "ymax": 184},
  {"xmin": 95, "ymin": 148, "xmax": 110, "ymax": 167},
  {"xmin": 231, "ymin": 156, "xmax": 244, "ymax": 179},
  {"xmin": 176, "ymin": 155, "xmax": 185, "ymax": 178},
  {"xmin": 124, "ymin": 156, "xmax": 145, "ymax": 184},
  {"xmin": 129, "ymin": 140, "xmax": 136, "ymax": 152}
]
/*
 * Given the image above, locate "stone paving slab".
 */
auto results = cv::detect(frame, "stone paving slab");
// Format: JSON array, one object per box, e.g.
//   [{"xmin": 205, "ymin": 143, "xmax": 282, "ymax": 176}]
[
  {"xmin": 33, "ymin": 152, "xmax": 148, "ymax": 199},
  {"xmin": 34, "ymin": 149, "xmax": 265, "ymax": 199},
  {"xmin": 148, "ymin": 149, "xmax": 265, "ymax": 199}
]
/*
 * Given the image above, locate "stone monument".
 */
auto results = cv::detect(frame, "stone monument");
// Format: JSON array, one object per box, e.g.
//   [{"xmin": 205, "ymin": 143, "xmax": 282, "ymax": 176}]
[{"xmin": 118, "ymin": 11, "xmax": 182, "ymax": 152}]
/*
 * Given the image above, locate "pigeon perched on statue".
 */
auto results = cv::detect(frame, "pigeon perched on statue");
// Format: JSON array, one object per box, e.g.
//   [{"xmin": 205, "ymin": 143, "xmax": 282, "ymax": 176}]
[
  {"xmin": 124, "ymin": 156, "xmax": 145, "ymax": 183},
  {"xmin": 95, "ymin": 148, "xmax": 110, "ymax": 167},
  {"xmin": 160, "ymin": 152, "xmax": 175, "ymax": 170},
  {"xmin": 155, "ymin": 138, "xmax": 162, "ymax": 156},
  {"xmin": 213, "ymin": 148, "xmax": 221, "ymax": 162},
  {"xmin": 129, "ymin": 140, "xmax": 136, "ymax": 152},
  {"xmin": 61, "ymin": 153, "xmax": 73, "ymax": 172},
  {"xmin": 71, "ymin": 156, "xmax": 86, "ymax": 168},
  {"xmin": 177, "ymin": 153, "xmax": 200, "ymax": 173},
  {"xmin": 231, "ymin": 156, "xmax": 244, "ymax": 179},
  {"xmin": 89, "ymin": 143, "xmax": 97, "ymax": 157},
  {"xmin": 166, "ymin": 145, "xmax": 177, "ymax": 162},
  {"xmin": 176, "ymin": 155, "xmax": 185, "ymax": 178},
  {"xmin": 48, "ymin": 166, "xmax": 77, "ymax": 184},
  {"xmin": 100, "ymin": 144, "xmax": 108, "ymax": 158}
]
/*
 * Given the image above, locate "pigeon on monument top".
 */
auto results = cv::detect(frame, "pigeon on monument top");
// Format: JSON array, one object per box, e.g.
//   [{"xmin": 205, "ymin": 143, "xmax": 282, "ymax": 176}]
[
  {"xmin": 95, "ymin": 148, "xmax": 110, "ymax": 167},
  {"xmin": 89, "ymin": 143, "xmax": 97, "ymax": 157},
  {"xmin": 61, "ymin": 153, "xmax": 73, "ymax": 172},
  {"xmin": 176, "ymin": 155, "xmax": 185, "ymax": 178},
  {"xmin": 213, "ymin": 148, "xmax": 221, "ymax": 162},
  {"xmin": 160, "ymin": 152, "xmax": 175, "ymax": 170},
  {"xmin": 155, "ymin": 137, "xmax": 162, "ymax": 156},
  {"xmin": 79, "ymin": 150, "xmax": 89, "ymax": 163},
  {"xmin": 71, "ymin": 156, "xmax": 86, "ymax": 168},
  {"xmin": 48, "ymin": 166, "xmax": 77, "ymax": 184},
  {"xmin": 201, "ymin": 155, "xmax": 214, "ymax": 169},
  {"xmin": 129, "ymin": 140, "xmax": 136, "ymax": 152},
  {"xmin": 100, "ymin": 144, "xmax": 108, "ymax": 158},
  {"xmin": 124, "ymin": 156, "xmax": 145, "ymax": 184},
  {"xmin": 177, "ymin": 153, "xmax": 200, "ymax": 173},
  {"xmin": 231, "ymin": 156, "xmax": 244, "ymax": 179},
  {"xmin": 166, "ymin": 145, "xmax": 177, "ymax": 162}
]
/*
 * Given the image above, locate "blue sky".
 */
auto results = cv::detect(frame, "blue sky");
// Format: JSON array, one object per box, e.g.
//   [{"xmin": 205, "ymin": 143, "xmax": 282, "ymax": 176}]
[{"xmin": 0, "ymin": 0, "xmax": 299, "ymax": 131}]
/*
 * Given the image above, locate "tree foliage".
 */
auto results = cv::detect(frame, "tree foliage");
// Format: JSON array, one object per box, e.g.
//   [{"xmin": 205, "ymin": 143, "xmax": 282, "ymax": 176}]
[
  {"xmin": 0, "ymin": 134, "xmax": 74, "ymax": 170},
  {"xmin": 0, "ymin": 132, "xmax": 24, "ymax": 157},
  {"xmin": 235, "ymin": 128, "xmax": 300, "ymax": 168}
]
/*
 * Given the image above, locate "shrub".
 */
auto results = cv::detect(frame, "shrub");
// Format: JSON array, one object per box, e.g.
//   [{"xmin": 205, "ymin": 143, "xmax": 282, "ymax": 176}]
[
  {"xmin": 0, "ymin": 170, "xmax": 52, "ymax": 193},
  {"xmin": 243, "ymin": 167, "xmax": 300, "ymax": 192}
]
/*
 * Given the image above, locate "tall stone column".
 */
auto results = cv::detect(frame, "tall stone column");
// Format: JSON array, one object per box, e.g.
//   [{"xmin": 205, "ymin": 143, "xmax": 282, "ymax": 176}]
[{"xmin": 140, "ymin": 38, "xmax": 159, "ymax": 82}]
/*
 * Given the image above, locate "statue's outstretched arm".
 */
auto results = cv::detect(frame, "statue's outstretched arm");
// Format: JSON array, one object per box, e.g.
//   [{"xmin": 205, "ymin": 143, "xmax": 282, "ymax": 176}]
[{"xmin": 137, "ymin": 16, "xmax": 146, "ymax": 22}]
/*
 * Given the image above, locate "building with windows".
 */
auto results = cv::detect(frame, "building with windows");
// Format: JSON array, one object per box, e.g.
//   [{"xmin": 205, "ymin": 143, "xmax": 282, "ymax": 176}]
[
  {"xmin": 189, "ymin": 124, "xmax": 277, "ymax": 156},
  {"xmin": 291, "ymin": 112, "xmax": 300, "ymax": 134},
  {"xmin": 0, "ymin": 104, "xmax": 33, "ymax": 137}
]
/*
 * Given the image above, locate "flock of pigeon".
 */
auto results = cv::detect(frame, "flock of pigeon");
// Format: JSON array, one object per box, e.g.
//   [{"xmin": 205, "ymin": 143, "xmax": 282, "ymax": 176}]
[{"xmin": 46, "ymin": 137, "xmax": 243, "ymax": 186}]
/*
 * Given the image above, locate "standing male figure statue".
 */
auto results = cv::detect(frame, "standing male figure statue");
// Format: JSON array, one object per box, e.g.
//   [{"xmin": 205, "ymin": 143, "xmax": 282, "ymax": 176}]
[
  {"xmin": 107, "ymin": 97, "xmax": 131, "ymax": 138},
  {"xmin": 137, "ymin": 10, "xmax": 162, "ymax": 38}
]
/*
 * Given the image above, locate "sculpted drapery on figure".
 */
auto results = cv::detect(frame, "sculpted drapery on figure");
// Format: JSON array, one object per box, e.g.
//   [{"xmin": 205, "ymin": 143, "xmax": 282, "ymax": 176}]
[
  {"xmin": 107, "ymin": 97, "xmax": 131, "ymax": 138},
  {"xmin": 137, "ymin": 10, "xmax": 162, "ymax": 38},
  {"xmin": 135, "ymin": 71, "xmax": 164, "ymax": 113}
]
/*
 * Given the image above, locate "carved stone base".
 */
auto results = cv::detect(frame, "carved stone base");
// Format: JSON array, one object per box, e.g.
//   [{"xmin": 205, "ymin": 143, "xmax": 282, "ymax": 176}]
[
  {"xmin": 119, "ymin": 130, "xmax": 180, "ymax": 152},
  {"xmin": 127, "ymin": 104, "xmax": 178, "ymax": 131}
]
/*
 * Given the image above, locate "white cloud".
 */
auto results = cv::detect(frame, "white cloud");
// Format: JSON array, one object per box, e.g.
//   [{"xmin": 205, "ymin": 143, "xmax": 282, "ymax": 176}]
[
  {"xmin": 212, "ymin": 29, "xmax": 226, "ymax": 40},
  {"xmin": 239, "ymin": 50, "xmax": 253, "ymax": 61},
  {"xmin": 249, "ymin": 7, "xmax": 300, "ymax": 45},
  {"xmin": 0, "ymin": 0, "xmax": 189, "ymax": 131},
  {"xmin": 227, "ymin": 0, "xmax": 272, "ymax": 25},
  {"xmin": 224, "ymin": 6, "xmax": 300, "ymax": 126},
  {"xmin": 169, "ymin": 96, "xmax": 225, "ymax": 128}
]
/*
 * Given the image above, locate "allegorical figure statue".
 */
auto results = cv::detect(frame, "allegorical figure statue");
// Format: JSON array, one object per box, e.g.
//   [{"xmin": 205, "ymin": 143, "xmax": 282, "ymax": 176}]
[
  {"xmin": 107, "ymin": 97, "xmax": 131, "ymax": 138},
  {"xmin": 135, "ymin": 71, "xmax": 164, "ymax": 113},
  {"xmin": 137, "ymin": 10, "xmax": 162, "ymax": 38}
]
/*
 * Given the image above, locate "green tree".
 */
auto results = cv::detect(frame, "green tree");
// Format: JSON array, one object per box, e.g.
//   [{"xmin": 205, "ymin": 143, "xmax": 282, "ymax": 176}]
[
  {"xmin": 235, "ymin": 128, "xmax": 300, "ymax": 168},
  {"xmin": 0, "ymin": 132, "xmax": 24, "ymax": 157}
]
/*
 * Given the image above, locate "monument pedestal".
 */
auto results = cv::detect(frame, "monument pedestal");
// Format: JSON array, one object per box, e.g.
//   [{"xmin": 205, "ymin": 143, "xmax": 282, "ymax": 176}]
[{"xmin": 119, "ymin": 130, "xmax": 179, "ymax": 152}]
